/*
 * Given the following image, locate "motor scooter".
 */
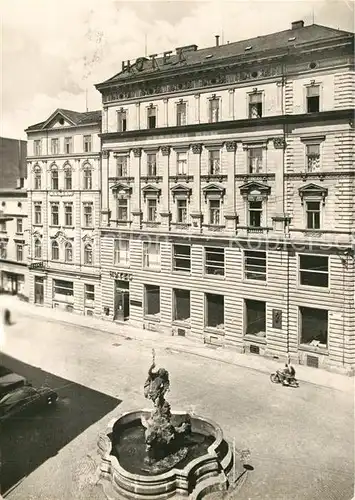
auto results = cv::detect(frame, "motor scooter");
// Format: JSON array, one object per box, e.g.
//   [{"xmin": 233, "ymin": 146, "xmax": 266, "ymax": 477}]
[{"xmin": 270, "ymin": 369, "xmax": 299, "ymax": 387}]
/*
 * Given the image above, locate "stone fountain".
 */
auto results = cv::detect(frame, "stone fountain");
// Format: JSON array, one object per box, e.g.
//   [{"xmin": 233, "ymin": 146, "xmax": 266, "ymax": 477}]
[{"xmin": 97, "ymin": 350, "xmax": 247, "ymax": 499}]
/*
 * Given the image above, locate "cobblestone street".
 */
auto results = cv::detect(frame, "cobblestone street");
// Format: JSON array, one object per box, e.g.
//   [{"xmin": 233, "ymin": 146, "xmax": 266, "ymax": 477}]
[{"xmin": 0, "ymin": 299, "xmax": 353, "ymax": 500}]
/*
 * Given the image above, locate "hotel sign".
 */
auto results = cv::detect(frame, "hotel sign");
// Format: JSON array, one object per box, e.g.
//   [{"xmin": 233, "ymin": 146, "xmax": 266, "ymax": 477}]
[
  {"xmin": 29, "ymin": 261, "xmax": 46, "ymax": 270},
  {"xmin": 121, "ymin": 49, "xmax": 186, "ymax": 73},
  {"xmin": 109, "ymin": 271, "xmax": 132, "ymax": 281}
]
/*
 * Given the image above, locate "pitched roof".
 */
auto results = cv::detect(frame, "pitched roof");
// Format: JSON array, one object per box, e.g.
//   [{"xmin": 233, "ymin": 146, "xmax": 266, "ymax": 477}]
[
  {"xmin": 26, "ymin": 109, "xmax": 102, "ymax": 132},
  {"xmin": 100, "ymin": 23, "xmax": 354, "ymax": 86}
]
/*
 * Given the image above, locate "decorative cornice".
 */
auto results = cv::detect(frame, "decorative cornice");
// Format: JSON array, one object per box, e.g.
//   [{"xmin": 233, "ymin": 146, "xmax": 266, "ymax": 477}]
[
  {"xmin": 132, "ymin": 148, "xmax": 142, "ymax": 157},
  {"xmin": 298, "ymin": 183, "xmax": 328, "ymax": 205}
]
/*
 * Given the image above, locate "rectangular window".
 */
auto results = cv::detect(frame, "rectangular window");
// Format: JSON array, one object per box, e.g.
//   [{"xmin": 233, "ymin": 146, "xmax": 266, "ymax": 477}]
[
  {"xmin": 307, "ymin": 85, "xmax": 320, "ymax": 113},
  {"xmin": 209, "ymin": 150, "xmax": 220, "ymax": 174},
  {"xmin": 205, "ymin": 247, "xmax": 224, "ymax": 276},
  {"xmin": 249, "ymin": 93, "xmax": 263, "ymax": 118},
  {"xmin": 34, "ymin": 171, "xmax": 41, "ymax": 190},
  {"xmin": 177, "ymin": 199, "xmax": 187, "ymax": 223},
  {"xmin": 173, "ymin": 244, "xmax": 191, "ymax": 272},
  {"xmin": 306, "ymin": 144, "xmax": 320, "ymax": 172},
  {"xmin": 114, "ymin": 239, "xmax": 130, "ymax": 266},
  {"xmin": 248, "ymin": 148, "xmax": 263, "ymax": 173},
  {"xmin": 116, "ymin": 156, "xmax": 128, "ymax": 177},
  {"xmin": 51, "ymin": 204, "xmax": 59, "ymax": 226},
  {"xmin": 244, "ymin": 250, "xmax": 267, "ymax": 281},
  {"xmin": 16, "ymin": 218, "xmax": 23, "ymax": 234},
  {"xmin": 173, "ymin": 289, "xmax": 190, "ymax": 322},
  {"xmin": 53, "ymin": 279, "xmax": 74, "ymax": 298},
  {"xmin": 16, "ymin": 244, "xmax": 23, "ymax": 262},
  {"xmin": 34, "ymin": 204, "xmax": 42, "ymax": 225},
  {"xmin": 147, "ymin": 153, "xmax": 157, "ymax": 176},
  {"xmin": 209, "ymin": 98, "xmax": 219, "ymax": 123},
  {"xmin": 147, "ymin": 107, "xmax": 156, "ymax": 129},
  {"xmin": 84, "ymin": 284, "xmax": 95, "ymax": 303},
  {"xmin": 245, "ymin": 299, "xmax": 266, "ymax": 337},
  {"xmin": 176, "ymin": 102, "xmax": 187, "ymax": 126},
  {"xmin": 145, "ymin": 284, "xmax": 160, "ymax": 317},
  {"xmin": 51, "ymin": 170, "xmax": 59, "ymax": 190},
  {"xmin": 83, "ymin": 135, "xmax": 92, "ymax": 153},
  {"xmin": 117, "ymin": 111, "xmax": 127, "ymax": 132},
  {"xmin": 0, "ymin": 242, "xmax": 7, "ymax": 259},
  {"xmin": 147, "ymin": 199, "xmax": 157, "ymax": 222},
  {"xmin": 117, "ymin": 198, "xmax": 128, "ymax": 221},
  {"xmin": 176, "ymin": 152, "xmax": 187, "ymax": 175},
  {"xmin": 299, "ymin": 254, "xmax": 328, "ymax": 287},
  {"xmin": 206, "ymin": 293, "xmax": 224, "ymax": 329},
  {"xmin": 143, "ymin": 242, "xmax": 161, "ymax": 270},
  {"xmin": 64, "ymin": 170, "xmax": 72, "ymax": 190},
  {"xmin": 306, "ymin": 201, "xmax": 320, "ymax": 229},
  {"xmin": 300, "ymin": 306, "xmax": 328, "ymax": 348},
  {"xmin": 34, "ymin": 140, "xmax": 41, "ymax": 156},
  {"xmin": 0, "ymin": 221, "xmax": 6, "ymax": 232},
  {"xmin": 64, "ymin": 137, "xmax": 73, "ymax": 154},
  {"xmin": 209, "ymin": 199, "xmax": 220, "ymax": 225},
  {"xmin": 248, "ymin": 200, "xmax": 262, "ymax": 227},
  {"xmin": 83, "ymin": 204, "xmax": 93, "ymax": 227},
  {"xmin": 64, "ymin": 204, "xmax": 73, "ymax": 226},
  {"xmin": 51, "ymin": 138, "xmax": 59, "ymax": 155}
]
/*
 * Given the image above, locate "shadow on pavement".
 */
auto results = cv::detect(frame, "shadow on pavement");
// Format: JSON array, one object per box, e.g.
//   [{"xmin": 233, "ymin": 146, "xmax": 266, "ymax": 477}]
[{"xmin": 0, "ymin": 354, "xmax": 122, "ymax": 495}]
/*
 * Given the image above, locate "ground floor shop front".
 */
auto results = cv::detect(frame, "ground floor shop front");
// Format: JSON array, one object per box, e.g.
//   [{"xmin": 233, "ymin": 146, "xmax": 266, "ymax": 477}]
[{"xmin": 0, "ymin": 263, "xmax": 28, "ymax": 297}]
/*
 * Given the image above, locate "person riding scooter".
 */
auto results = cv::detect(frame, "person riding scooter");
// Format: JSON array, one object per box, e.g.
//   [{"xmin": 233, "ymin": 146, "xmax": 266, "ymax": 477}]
[{"xmin": 282, "ymin": 363, "xmax": 296, "ymax": 386}]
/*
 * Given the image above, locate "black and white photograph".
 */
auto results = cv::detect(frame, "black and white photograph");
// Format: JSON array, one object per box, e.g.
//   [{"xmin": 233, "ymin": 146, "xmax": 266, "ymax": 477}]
[{"xmin": 0, "ymin": 1, "xmax": 354, "ymax": 499}]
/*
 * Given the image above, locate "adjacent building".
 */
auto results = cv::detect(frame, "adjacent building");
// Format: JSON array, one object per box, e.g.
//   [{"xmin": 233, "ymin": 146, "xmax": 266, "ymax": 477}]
[
  {"xmin": 95, "ymin": 21, "xmax": 354, "ymax": 374},
  {"xmin": 0, "ymin": 137, "xmax": 29, "ymax": 296},
  {"xmin": 25, "ymin": 109, "xmax": 102, "ymax": 315}
]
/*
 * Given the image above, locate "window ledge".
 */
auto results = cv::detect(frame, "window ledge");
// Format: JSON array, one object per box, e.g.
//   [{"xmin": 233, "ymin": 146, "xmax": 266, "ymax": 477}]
[
  {"xmin": 298, "ymin": 285, "xmax": 329, "ymax": 292},
  {"xmin": 172, "ymin": 270, "xmax": 191, "ymax": 275},
  {"xmin": 172, "ymin": 320, "xmax": 191, "ymax": 328},
  {"xmin": 204, "ymin": 273, "xmax": 225, "ymax": 279},
  {"xmin": 32, "ymin": 224, "xmax": 43, "ymax": 227},
  {"xmin": 244, "ymin": 335, "xmax": 267, "ymax": 344},
  {"xmin": 142, "ymin": 267, "xmax": 161, "ymax": 272},
  {"xmin": 144, "ymin": 315, "xmax": 161, "ymax": 323},
  {"xmin": 243, "ymin": 278, "xmax": 267, "ymax": 285},
  {"xmin": 298, "ymin": 344, "xmax": 328, "ymax": 355},
  {"xmin": 113, "ymin": 263, "xmax": 130, "ymax": 268},
  {"xmin": 204, "ymin": 327, "xmax": 225, "ymax": 334}
]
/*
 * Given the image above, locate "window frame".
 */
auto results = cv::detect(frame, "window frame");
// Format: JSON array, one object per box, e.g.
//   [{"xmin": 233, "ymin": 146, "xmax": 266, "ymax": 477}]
[
  {"xmin": 84, "ymin": 283, "xmax": 95, "ymax": 303},
  {"xmin": 299, "ymin": 253, "xmax": 329, "ymax": 289},
  {"xmin": 173, "ymin": 288, "xmax": 191, "ymax": 323},
  {"xmin": 248, "ymin": 92, "xmax": 263, "ymax": 119},
  {"xmin": 51, "ymin": 167, "xmax": 59, "ymax": 190},
  {"xmin": 16, "ymin": 218, "xmax": 23, "ymax": 234},
  {"xmin": 204, "ymin": 246, "xmax": 225, "ymax": 277},
  {"xmin": 64, "ymin": 203, "xmax": 73, "ymax": 227},
  {"xmin": 172, "ymin": 244, "xmax": 191, "ymax": 273},
  {"xmin": 205, "ymin": 292, "xmax": 224, "ymax": 330},
  {"xmin": 34, "ymin": 203, "xmax": 42, "ymax": 225},
  {"xmin": 176, "ymin": 151, "xmax": 188, "ymax": 175},
  {"xmin": 248, "ymin": 200, "xmax": 263, "ymax": 227},
  {"xmin": 83, "ymin": 203, "xmax": 93, "ymax": 228},
  {"xmin": 51, "ymin": 138, "xmax": 59, "ymax": 155},
  {"xmin": 34, "ymin": 140, "xmax": 41, "ymax": 156},
  {"xmin": 83, "ymin": 135, "xmax": 92, "ymax": 153},
  {"xmin": 209, "ymin": 149, "xmax": 221, "ymax": 175},
  {"xmin": 248, "ymin": 147, "xmax": 263, "ymax": 173},
  {"xmin": 143, "ymin": 241, "xmax": 161, "ymax": 270},
  {"xmin": 83, "ymin": 166, "xmax": 93, "ymax": 189},
  {"xmin": 34, "ymin": 168, "xmax": 42, "ymax": 190},
  {"xmin": 51, "ymin": 240, "xmax": 59, "ymax": 261},
  {"xmin": 147, "ymin": 106, "xmax": 157, "ymax": 129},
  {"xmin": 64, "ymin": 241, "xmax": 73, "ymax": 263},
  {"xmin": 84, "ymin": 243, "xmax": 93, "ymax": 265},
  {"xmin": 144, "ymin": 284, "xmax": 160, "ymax": 318},
  {"xmin": 147, "ymin": 198, "xmax": 158, "ymax": 222},
  {"xmin": 306, "ymin": 84, "xmax": 320, "ymax": 113},
  {"xmin": 64, "ymin": 137, "xmax": 73, "ymax": 155},
  {"xmin": 16, "ymin": 243, "xmax": 23, "ymax": 262},
  {"xmin": 117, "ymin": 110, "xmax": 127, "ymax": 132},
  {"xmin": 114, "ymin": 238, "xmax": 130, "ymax": 266},
  {"xmin": 305, "ymin": 200, "xmax": 321, "ymax": 229},
  {"xmin": 116, "ymin": 155, "xmax": 129, "ymax": 177},
  {"xmin": 147, "ymin": 153, "xmax": 157, "ymax": 176},
  {"xmin": 176, "ymin": 198, "xmax": 188, "ymax": 223},
  {"xmin": 209, "ymin": 199, "xmax": 221, "ymax": 225},
  {"xmin": 244, "ymin": 299, "xmax": 266, "ymax": 338},
  {"xmin": 34, "ymin": 239, "xmax": 42, "ymax": 259},
  {"xmin": 176, "ymin": 101, "xmax": 187, "ymax": 126},
  {"xmin": 64, "ymin": 167, "xmax": 72, "ymax": 190},
  {"xmin": 208, "ymin": 97, "xmax": 220, "ymax": 123},
  {"xmin": 299, "ymin": 306, "xmax": 328, "ymax": 349},
  {"xmin": 51, "ymin": 203, "xmax": 59, "ymax": 226},
  {"xmin": 244, "ymin": 250, "xmax": 267, "ymax": 281}
]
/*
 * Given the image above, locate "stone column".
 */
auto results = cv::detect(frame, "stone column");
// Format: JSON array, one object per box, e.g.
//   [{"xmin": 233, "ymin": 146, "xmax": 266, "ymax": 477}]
[
  {"xmin": 224, "ymin": 141, "xmax": 238, "ymax": 233},
  {"xmin": 163, "ymin": 99, "xmax": 169, "ymax": 127},
  {"xmin": 228, "ymin": 89, "xmax": 235, "ymax": 120},
  {"xmin": 194, "ymin": 94, "xmax": 200, "ymax": 124},
  {"xmin": 103, "ymin": 107, "xmax": 108, "ymax": 133},
  {"xmin": 135, "ymin": 103, "xmax": 141, "ymax": 130},
  {"xmin": 160, "ymin": 145, "xmax": 171, "ymax": 230},
  {"xmin": 101, "ymin": 150, "xmax": 110, "ymax": 226},
  {"xmin": 131, "ymin": 148, "xmax": 142, "ymax": 229},
  {"xmin": 190, "ymin": 143, "xmax": 203, "ymax": 233}
]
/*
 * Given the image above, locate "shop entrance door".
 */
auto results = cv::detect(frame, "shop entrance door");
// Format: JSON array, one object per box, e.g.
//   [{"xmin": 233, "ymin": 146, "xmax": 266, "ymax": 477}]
[
  {"xmin": 34, "ymin": 276, "xmax": 44, "ymax": 304},
  {"xmin": 114, "ymin": 280, "xmax": 129, "ymax": 321},
  {"xmin": 10, "ymin": 274, "xmax": 18, "ymax": 295}
]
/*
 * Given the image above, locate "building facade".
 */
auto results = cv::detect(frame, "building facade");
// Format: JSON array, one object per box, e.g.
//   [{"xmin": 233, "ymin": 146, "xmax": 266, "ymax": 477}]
[
  {"xmin": 96, "ymin": 21, "xmax": 354, "ymax": 374},
  {"xmin": 0, "ymin": 137, "xmax": 29, "ymax": 297},
  {"xmin": 26, "ymin": 109, "xmax": 102, "ymax": 315}
]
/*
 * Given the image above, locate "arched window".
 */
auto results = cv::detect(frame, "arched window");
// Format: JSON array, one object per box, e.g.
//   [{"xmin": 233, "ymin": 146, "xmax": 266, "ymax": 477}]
[
  {"xmin": 51, "ymin": 167, "xmax": 59, "ymax": 190},
  {"xmin": 65, "ymin": 242, "xmax": 73, "ymax": 262},
  {"xmin": 64, "ymin": 167, "xmax": 72, "ymax": 190},
  {"xmin": 83, "ymin": 166, "xmax": 92, "ymax": 190},
  {"xmin": 34, "ymin": 167, "xmax": 41, "ymax": 190},
  {"xmin": 34, "ymin": 239, "xmax": 42, "ymax": 259},
  {"xmin": 84, "ymin": 243, "xmax": 93, "ymax": 265},
  {"xmin": 51, "ymin": 240, "xmax": 59, "ymax": 260}
]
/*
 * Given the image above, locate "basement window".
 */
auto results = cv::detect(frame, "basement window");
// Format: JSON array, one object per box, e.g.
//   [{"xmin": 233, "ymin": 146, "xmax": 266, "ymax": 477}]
[
  {"xmin": 300, "ymin": 306, "xmax": 328, "ymax": 348},
  {"xmin": 245, "ymin": 299, "xmax": 266, "ymax": 337},
  {"xmin": 205, "ymin": 293, "xmax": 224, "ymax": 330}
]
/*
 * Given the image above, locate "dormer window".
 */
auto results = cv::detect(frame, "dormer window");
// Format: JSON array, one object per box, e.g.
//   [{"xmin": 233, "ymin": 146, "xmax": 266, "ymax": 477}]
[
  {"xmin": 209, "ymin": 97, "xmax": 219, "ymax": 123},
  {"xmin": 147, "ymin": 106, "xmax": 157, "ymax": 129},
  {"xmin": 306, "ymin": 85, "xmax": 320, "ymax": 113},
  {"xmin": 249, "ymin": 92, "xmax": 263, "ymax": 118}
]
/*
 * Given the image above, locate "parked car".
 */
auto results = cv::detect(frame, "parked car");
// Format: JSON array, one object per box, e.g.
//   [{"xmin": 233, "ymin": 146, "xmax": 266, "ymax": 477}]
[
  {"xmin": 0, "ymin": 367, "xmax": 28, "ymax": 397},
  {"xmin": 0, "ymin": 385, "xmax": 58, "ymax": 422}
]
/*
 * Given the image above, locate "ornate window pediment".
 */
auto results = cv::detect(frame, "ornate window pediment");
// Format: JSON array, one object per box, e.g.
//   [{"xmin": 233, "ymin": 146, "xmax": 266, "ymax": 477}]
[
  {"xmin": 299, "ymin": 183, "xmax": 328, "ymax": 205},
  {"xmin": 202, "ymin": 183, "xmax": 225, "ymax": 200},
  {"xmin": 239, "ymin": 181, "xmax": 270, "ymax": 200},
  {"xmin": 82, "ymin": 234, "xmax": 94, "ymax": 244},
  {"xmin": 171, "ymin": 184, "xmax": 191, "ymax": 200},
  {"xmin": 142, "ymin": 184, "xmax": 161, "ymax": 200},
  {"xmin": 51, "ymin": 230, "xmax": 68, "ymax": 245},
  {"xmin": 32, "ymin": 230, "xmax": 43, "ymax": 239},
  {"xmin": 111, "ymin": 182, "xmax": 132, "ymax": 195}
]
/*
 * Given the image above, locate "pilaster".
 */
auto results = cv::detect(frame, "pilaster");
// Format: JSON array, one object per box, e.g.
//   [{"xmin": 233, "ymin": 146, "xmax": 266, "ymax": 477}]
[
  {"xmin": 160, "ymin": 145, "xmax": 171, "ymax": 230},
  {"xmin": 132, "ymin": 148, "xmax": 142, "ymax": 229},
  {"xmin": 163, "ymin": 99, "xmax": 169, "ymax": 127},
  {"xmin": 190, "ymin": 143, "xmax": 203, "ymax": 233},
  {"xmin": 228, "ymin": 89, "xmax": 235, "ymax": 120},
  {"xmin": 135, "ymin": 103, "xmax": 140, "ymax": 130},
  {"xmin": 101, "ymin": 150, "xmax": 110, "ymax": 226},
  {"xmin": 194, "ymin": 94, "xmax": 200, "ymax": 124},
  {"xmin": 224, "ymin": 141, "xmax": 238, "ymax": 232}
]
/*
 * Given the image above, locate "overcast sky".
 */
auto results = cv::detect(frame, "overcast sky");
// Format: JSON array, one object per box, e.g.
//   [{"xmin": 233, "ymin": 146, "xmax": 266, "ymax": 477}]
[{"xmin": 1, "ymin": 0, "xmax": 354, "ymax": 139}]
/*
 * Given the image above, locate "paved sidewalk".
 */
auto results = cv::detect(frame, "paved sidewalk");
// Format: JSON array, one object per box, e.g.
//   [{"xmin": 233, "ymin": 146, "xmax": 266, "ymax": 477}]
[{"xmin": 0, "ymin": 295, "xmax": 353, "ymax": 394}]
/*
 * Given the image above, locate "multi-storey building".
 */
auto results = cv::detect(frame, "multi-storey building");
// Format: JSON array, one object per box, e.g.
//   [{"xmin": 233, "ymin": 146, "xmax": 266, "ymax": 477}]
[
  {"xmin": 0, "ymin": 137, "xmax": 28, "ymax": 297},
  {"xmin": 96, "ymin": 20, "xmax": 354, "ymax": 374},
  {"xmin": 25, "ymin": 109, "xmax": 102, "ymax": 315}
]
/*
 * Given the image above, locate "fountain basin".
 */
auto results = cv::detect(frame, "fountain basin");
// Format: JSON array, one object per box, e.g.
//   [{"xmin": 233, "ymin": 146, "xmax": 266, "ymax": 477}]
[{"xmin": 98, "ymin": 409, "xmax": 233, "ymax": 499}]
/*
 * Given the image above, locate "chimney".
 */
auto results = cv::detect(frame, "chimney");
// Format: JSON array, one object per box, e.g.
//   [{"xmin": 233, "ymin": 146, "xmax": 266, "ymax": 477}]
[
  {"xmin": 215, "ymin": 35, "xmax": 220, "ymax": 47},
  {"xmin": 291, "ymin": 20, "xmax": 304, "ymax": 30}
]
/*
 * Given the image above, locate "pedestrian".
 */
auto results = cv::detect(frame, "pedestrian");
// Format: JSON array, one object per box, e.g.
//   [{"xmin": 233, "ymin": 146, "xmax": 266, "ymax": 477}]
[{"xmin": 4, "ymin": 308, "xmax": 11, "ymax": 326}]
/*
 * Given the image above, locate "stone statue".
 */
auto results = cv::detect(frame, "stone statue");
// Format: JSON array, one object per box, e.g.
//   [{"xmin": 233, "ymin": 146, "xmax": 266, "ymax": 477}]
[{"xmin": 141, "ymin": 349, "xmax": 191, "ymax": 466}]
